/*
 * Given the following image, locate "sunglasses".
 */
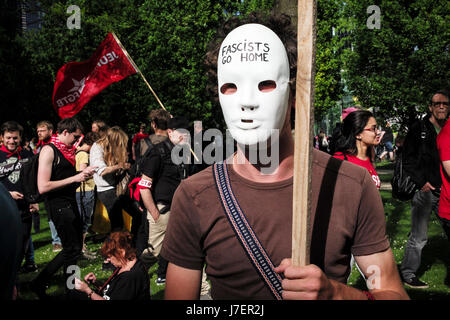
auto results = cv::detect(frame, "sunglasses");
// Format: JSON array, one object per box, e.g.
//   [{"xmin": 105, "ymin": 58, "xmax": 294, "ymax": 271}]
[{"xmin": 432, "ymin": 101, "xmax": 449, "ymax": 107}]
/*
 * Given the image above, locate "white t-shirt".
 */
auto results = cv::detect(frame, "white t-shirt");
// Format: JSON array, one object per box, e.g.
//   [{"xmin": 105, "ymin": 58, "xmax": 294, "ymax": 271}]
[{"xmin": 89, "ymin": 142, "xmax": 115, "ymax": 192}]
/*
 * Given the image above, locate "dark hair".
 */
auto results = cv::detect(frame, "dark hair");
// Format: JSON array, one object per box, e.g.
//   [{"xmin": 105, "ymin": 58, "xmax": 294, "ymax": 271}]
[
  {"xmin": 430, "ymin": 89, "xmax": 449, "ymax": 104},
  {"xmin": 100, "ymin": 231, "xmax": 136, "ymax": 263},
  {"xmin": 82, "ymin": 131, "xmax": 100, "ymax": 146},
  {"xmin": 92, "ymin": 120, "xmax": 107, "ymax": 129},
  {"xmin": 149, "ymin": 109, "xmax": 171, "ymax": 130},
  {"xmin": 1, "ymin": 121, "xmax": 24, "ymax": 137},
  {"xmin": 330, "ymin": 110, "xmax": 375, "ymax": 156},
  {"xmin": 205, "ymin": 11, "xmax": 297, "ymax": 103},
  {"xmin": 57, "ymin": 117, "xmax": 84, "ymax": 134}
]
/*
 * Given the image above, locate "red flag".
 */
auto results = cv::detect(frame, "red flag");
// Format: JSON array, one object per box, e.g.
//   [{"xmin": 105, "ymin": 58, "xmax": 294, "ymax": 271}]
[{"xmin": 52, "ymin": 33, "xmax": 137, "ymax": 118}]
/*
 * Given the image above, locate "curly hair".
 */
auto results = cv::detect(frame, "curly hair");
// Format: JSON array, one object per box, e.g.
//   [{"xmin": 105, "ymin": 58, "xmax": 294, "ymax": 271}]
[
  {"xmin": 100, "ymin": 231, "xmax": 136, "ymax": 263},
  {"xmin": 96, "ymin": 126, "xmax": 128, "ymax": 166},
  {"xmin": 204, "ymin": 11, "xmax": 297, "ymax": 104}
]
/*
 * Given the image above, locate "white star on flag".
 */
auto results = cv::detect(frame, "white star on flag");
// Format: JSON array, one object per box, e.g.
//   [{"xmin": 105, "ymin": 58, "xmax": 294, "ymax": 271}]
[{"xmin": 68, "ymin": 78, "xmax": 86, "ymax": 95}]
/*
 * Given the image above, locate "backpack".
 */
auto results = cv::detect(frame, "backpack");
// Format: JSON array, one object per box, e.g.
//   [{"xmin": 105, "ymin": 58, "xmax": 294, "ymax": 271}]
[
  {"xmin": 129, "ymin": 138, "xmax": 155, "ymax": 181},
  {"xmin": 20, "ymin": 143, "xmax": 58, "ymax": 204},
  {"xmin": 134, "ymin": 137, "xmax": 152, "ymax": 163},
  {"xmin": 390, "ymin": 120, "xmax": 426, "ymax": 201}
]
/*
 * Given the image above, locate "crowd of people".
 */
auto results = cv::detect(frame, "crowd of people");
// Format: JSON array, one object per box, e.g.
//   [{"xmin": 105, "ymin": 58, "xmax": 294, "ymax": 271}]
[
  {"xmin": 1, "ymin": 11, "xmax": 449, "ymax": 301},
  {"xmin": 0, "ymin": 111, "xmax": 208, "ymax": 300}
]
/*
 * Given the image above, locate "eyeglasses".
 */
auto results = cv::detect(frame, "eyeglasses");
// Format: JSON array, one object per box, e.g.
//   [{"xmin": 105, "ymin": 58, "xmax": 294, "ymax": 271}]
[
  {"xmin": 432, "ymin": 101, "xmax": 449, "ymax": 107},
  {"xmin": 363, "ymin": 126, "xmax": 380, "ymax": 133}
]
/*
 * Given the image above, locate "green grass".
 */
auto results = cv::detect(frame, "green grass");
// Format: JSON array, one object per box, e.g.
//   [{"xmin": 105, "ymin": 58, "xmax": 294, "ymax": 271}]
[
  {"xmin": 347, "ymin": 160, "xmax": 450, "ymax": 299},
  {"xmin": 18, "ymin": 163, "xmax": 450, "ymax": 300},
  {"xmin": 17, "ymin": 204, "xmax": 165, "ymax": 300}
]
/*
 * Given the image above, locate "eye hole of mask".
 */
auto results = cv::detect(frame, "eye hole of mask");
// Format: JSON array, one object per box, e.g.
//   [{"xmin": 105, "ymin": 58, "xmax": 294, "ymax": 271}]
[
  {"xmin": 220, "ymin": 83, "xmax": 237, "ymax": 95},
  {"xmin": 258, "ymin": 80, "xmax": 276, "ymax": 92}
]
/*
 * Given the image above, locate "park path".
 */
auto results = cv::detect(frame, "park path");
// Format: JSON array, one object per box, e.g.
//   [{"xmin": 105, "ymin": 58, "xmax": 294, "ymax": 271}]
[{"xmin": 377, "ymin": 168, "xmax": 393, "ymax": 191}]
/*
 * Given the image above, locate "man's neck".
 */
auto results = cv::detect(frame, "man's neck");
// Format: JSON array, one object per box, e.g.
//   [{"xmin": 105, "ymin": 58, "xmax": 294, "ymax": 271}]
[
  {"xmin": 232, "ymin": 128, "xmax": 294, "ymax": 183},
  {"xmin": 154, "ymin": 129, "xmax": 168, "ymax": 136},
  {"xmin": 429, "ymin": 116, "xmax": 446, "ymax": 130}
]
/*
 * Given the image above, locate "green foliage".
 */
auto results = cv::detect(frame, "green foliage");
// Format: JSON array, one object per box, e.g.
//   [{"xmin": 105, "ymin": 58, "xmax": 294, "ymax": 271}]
[
  {"xmin": 3, "ymin": 0, "xmax": 275, "ymax": 136},
  {"xmin": 314, "ymin": 0, "xmax": 344, "ymax": 121},
  {"xmin": 339, "ymin": 0, "xmax": 450, "ymax": 131}
]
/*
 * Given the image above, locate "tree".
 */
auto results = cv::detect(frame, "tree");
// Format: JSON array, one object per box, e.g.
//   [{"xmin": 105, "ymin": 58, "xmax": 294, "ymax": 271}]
[
  {"xmin": 339, "ymin": 0, "xmax": 450, "ymax": 131},
  {"xmin": 7, "ymin": 0, "xmax": 275, "ymax": 136},
  {"xmin": 314, "ymin": 0, "xmax": 343, "ymax": 122}
]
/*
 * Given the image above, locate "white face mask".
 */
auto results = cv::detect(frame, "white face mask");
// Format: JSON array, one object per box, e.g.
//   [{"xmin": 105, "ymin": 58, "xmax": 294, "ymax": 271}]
[{"xmin": 218, "ymin": 23, "xmax": 290, "ymax": 147}]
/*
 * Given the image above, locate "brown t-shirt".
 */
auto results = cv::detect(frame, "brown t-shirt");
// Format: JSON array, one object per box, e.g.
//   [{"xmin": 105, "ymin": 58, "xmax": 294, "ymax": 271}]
[{"xmin": 161, "ymin": 149, "xmax": 389, "ymax": 300}]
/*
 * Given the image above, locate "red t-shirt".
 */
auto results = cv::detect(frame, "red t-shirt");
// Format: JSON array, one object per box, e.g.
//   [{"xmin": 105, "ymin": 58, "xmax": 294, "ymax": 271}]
[
  {"xmin": 333, "ymin": 152, "xmax": 381, "ymax": 189},
  {"xmin": 132, "ymin": 132, "xmax": 149, "ymax": 144},
  {"xmin": 437, "ymin": 119, "xmax": 450, "ymax": 220}
]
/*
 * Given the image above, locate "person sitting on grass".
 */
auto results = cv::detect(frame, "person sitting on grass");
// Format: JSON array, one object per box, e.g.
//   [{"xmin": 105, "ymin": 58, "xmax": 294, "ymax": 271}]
[{"xmin": 73, "ymin": 231, "xmax": 150, "ymax": 300}]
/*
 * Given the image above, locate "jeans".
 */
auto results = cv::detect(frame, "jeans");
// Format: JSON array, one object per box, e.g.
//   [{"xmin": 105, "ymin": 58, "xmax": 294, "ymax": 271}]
[
  {"xmin": 49, "ymin": 219, "xmax": 61, "ymax": 245},
  {"xmin": 34, "ymin": 201, "xmax": 83, "ymax": 289},
  {"xmin": 76, "ymin": 190, "xmax": 95, "ymax": 234},
  {"xmin": 45, "ymin": 199, "xmax": 61, "ymax": 245},
  {"xmin": 24, "ymin": 237, "xmax": 35, "ymax": 265},
  {"xmin": 400, "ymin": 190, "xmax": 440, "ymax": 280}
]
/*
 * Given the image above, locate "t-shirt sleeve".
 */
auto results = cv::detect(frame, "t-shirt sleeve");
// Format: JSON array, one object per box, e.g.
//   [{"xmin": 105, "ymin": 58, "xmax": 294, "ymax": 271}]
[
  {"xmin": 160, "ymin": 181, "xmax": 205, "ymax": 270},
  {"xmin": 140, "ymin": 150, "xmax": 161, "ymax": 180},
  {"xmin": 351, "ymin": 170, "xmax": 390, "ymax": 256}
]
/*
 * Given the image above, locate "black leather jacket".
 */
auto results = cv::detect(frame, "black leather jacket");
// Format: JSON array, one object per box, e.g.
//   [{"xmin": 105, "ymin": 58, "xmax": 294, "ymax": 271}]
[{"xmin": 402, "ymin": 115, "xmax": 442, "ymax": 190}]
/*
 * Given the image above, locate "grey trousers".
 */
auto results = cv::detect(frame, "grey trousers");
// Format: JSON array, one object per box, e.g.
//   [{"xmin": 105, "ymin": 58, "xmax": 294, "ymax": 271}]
[{"xmin": 400, "ymin": 190, "xmax": 439, "ymax": 280}]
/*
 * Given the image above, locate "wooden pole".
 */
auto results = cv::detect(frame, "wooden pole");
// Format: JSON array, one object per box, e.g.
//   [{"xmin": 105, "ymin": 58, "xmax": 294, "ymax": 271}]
[
  {"xmin": 111, "ymin": 32, "xmax": 167, "ymax": 111},
  {"xmin": 292, "ymin": 0, "xmax": 317, "ymax": 267}
]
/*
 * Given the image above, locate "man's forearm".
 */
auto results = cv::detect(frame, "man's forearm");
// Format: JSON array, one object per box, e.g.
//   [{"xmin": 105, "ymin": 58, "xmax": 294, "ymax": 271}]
[
  {"xmin": 140, "ymin": 188, "xmax": 160, "ymax": 221},
  {"xmin": 330, "ymin": 280, "xmax": 408, "ymax": 300},
  {"xmin": 38, "ymin": 175, "xmax": 78, "ymax": 194}
]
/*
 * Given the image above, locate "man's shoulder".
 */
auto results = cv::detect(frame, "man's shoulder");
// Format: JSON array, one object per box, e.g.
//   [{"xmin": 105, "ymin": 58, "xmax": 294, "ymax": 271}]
[
  {"xmin": 176, "ymin": 166, "xmax": 215, "ymax": 197},
  {"xmin": 149, "ymin": 134, "xmax": 168, "ymax": 145}
]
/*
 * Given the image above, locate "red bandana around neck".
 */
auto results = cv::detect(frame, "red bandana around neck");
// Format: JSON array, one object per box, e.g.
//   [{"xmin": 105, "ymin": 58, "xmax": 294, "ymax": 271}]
[
  {"xmin": 0, "ymin": 145, "xmax": 22, "ymax": 159},
  {"xmin": 50, "ymin": 135, "xmax": 76, "ymax": 166}
]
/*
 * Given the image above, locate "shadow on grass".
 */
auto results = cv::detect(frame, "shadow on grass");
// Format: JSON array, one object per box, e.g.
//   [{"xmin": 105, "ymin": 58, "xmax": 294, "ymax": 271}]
[
  {"xmin": 31, "ymin": 237, "xmax": 54, "ymax": 250},
  {"xmin": 383, "ymin": 195, "xmax": 410, "ymax": 239},
  {"xmin": 416, "ymin": 235, "xmax": 450, "ymax": 287}
]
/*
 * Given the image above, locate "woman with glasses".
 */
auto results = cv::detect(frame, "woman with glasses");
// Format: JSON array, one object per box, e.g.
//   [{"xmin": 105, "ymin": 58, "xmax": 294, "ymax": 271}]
[{"xmin": 330, "ymin": 110, "xmax": 382, "ymax": 189}]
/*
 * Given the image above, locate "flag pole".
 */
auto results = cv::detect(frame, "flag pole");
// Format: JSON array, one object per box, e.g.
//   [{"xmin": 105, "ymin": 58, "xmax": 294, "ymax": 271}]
[
  {"xmin": 292, "ymin": 0, "xmax": 317, "ymax": 267},
  {"xmin": 111, "ymin": 32, "xmax": 167, "ymax": 111},
  {"xmin": 111, "ymin": 32, "xmax": 200, "ymax": 163}
]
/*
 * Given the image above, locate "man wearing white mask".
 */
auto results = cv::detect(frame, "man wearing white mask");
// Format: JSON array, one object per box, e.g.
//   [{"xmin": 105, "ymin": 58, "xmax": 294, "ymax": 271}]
[{"xmin": 161, "ymin": 13, "xmax": 408, "ymax": 300}]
